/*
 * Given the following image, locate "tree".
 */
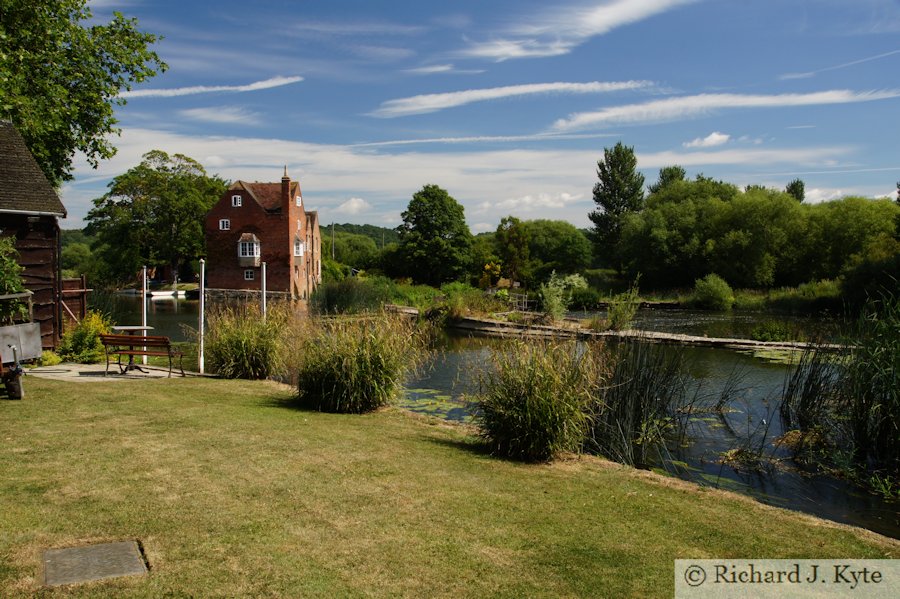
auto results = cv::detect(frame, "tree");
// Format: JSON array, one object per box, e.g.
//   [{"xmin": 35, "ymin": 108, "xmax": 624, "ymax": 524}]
[
  {"xmin": 786, "ymin": 178, "xmax": 805, "ymax": 202},
  {"xmin": 85, "ymin": 151, "xmax": 227, "ymax": 285},
  {"xmin": 398, "ymin": 184, "xmax": 473, "ymax": 286},
  {"xmin": 494, "ymin": 216, "xmax": 529, "ymax": 284},
  {"xmin": 522, "ymin": 220, "xmax": 592, "ymax": 284},
  {"xmin": 647, "ymin": 165, "xmax": 686, "ymax": 194},
  {"xmin": 0, "ymin": 0, "xmax": 165, "ymax": 183},
  {"xmin": 589, "ymin": 142, "xmax": 645, "ymax": 270}
]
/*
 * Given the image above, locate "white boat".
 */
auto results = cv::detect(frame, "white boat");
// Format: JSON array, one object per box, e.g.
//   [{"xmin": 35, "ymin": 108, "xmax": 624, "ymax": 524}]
[{"xmin": 148, "ymin": 290, "xmax": 187, "ymax": 298}]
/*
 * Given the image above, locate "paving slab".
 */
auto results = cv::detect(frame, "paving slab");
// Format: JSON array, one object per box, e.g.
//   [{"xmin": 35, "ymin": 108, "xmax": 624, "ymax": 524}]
[{"xmin": 43, "ymin": 540, "xmax": 148, "ymax": 587}]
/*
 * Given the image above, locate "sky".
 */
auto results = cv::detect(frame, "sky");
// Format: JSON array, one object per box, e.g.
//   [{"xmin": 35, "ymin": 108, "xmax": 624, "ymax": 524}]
[{"xmin": 62, "ymin": 0, "xmax": 900, "ymax": 232}]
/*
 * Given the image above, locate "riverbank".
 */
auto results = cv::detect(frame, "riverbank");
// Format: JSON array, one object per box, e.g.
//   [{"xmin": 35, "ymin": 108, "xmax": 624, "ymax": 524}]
[{"xmin": 1, "ymin": 376, "xmax": 895, "ymax": 596}]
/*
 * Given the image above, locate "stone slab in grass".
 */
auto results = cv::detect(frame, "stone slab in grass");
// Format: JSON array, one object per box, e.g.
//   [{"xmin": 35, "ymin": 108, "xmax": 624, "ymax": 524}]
[{"xmin": 43, "ymin": 541, "xmax": 148, "ymax": 587}]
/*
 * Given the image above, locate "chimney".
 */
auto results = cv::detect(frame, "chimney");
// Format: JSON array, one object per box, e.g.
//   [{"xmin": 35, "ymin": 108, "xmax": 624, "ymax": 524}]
[{"xmin": 281, "ymin": 166, "xmax": 290, "ymax": 211}]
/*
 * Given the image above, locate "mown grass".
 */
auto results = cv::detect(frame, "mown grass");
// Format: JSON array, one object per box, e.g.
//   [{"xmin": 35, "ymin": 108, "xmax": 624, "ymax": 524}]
[{"xmin": 1, "ymin": 377, "xmax": 896, "ymax": 597}]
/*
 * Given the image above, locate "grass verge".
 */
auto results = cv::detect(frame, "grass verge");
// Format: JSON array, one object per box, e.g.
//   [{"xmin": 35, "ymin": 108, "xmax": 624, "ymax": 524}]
[{"xmin": 1, "ymin": 377, "xmax": 896, "ymax": 597}]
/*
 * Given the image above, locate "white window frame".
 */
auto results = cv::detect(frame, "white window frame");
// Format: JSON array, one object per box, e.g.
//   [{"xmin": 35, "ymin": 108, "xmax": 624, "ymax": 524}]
[
  {"xmin": 238, "ymin": 240, "xmax": 260, "ymax": 258},
  {"xmin": 219, "ymin": 219, "xmax": 230, "ymax": 231},
  {"xmin": 232, "ymin": 194, "xmax": 242, "ymax": 207},
  {"xmin": 296, "ymin": 194, "xmax": 302, "ymax": 207},
  {"xmin": 244, "ymin": 269, "xmax": 255, "ymax": 281},
  {"xmin": 294, "ymin": 239, "xmax": 304, "ymax": 257}
]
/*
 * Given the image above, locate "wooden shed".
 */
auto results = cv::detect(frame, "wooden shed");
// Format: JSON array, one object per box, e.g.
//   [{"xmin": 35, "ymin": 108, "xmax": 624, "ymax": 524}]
[{"xmin": 0, "ymin": 121, "xmax": 68, "ymax": 349}]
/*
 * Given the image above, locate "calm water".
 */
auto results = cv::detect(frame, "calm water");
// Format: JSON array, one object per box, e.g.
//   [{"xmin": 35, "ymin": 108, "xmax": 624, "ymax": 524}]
[{"xmin": 101, "ymin": 295, "xmax": 898, "ymax": 538}]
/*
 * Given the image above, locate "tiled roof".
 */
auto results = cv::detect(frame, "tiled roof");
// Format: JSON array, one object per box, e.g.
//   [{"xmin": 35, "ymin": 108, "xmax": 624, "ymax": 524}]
[
  {"xmin": 230, "ymin": 180, "xmax": 300, "ymax": 211},
  {"xmin": 0, "ymin": 121, "xmax": 67, "ymax": 216}
]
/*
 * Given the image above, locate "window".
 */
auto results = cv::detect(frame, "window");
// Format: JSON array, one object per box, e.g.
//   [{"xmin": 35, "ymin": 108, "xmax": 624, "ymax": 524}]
[
  {"xmin": 232, "ymin": 194, "xmax": 242, "ymax": 207},
  {"xmin": 244, "ymin": 269, "xmax": 255, "ymax": 281},
  {"xmin": 239, "ymin": 240, "xmax": 260, "ymax": 258},
  {"xmin": 294, "ymin": 238, "xmax": 304, "ymax": 257},
  {"xmin": 296, "ymin": 194, "xmax": 302, "ymax": 207},
  {"xmin": 219, "ymin": 219, "xmax": 230, "ymax": 231},
  {"xmin": 297, "ymin": 219, "xmax": 301, "ymax": 231}
]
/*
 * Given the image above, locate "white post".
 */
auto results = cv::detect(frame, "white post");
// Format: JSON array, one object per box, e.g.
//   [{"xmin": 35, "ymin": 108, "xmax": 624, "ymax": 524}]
[
  {"xmin": 261, "ymin": 261, "xmax": 267, "ymax": 320},
  {"xmin": 141, "ymin": 266, "xmax": 148, "ymax": 366},
  {"xmin": 199, "ymin": 259, "xmax": 205, "ymax": 375}
]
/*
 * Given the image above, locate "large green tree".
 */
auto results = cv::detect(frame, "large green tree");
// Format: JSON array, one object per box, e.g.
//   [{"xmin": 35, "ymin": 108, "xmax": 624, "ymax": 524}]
[
  {"xmin": 589, "ymin": 142, "xmax": 645, "ymax": 270},
  {"xmin": 398, "ymin": 184, "xmax": 473, "ymax": 286},
  {"xmin": 85, "ymin": 151, "xmax": 227, "ymax": 285},
  {"xmin": 0, "ymin": 0, "xmax": 165, "ymax": 183},
  {"xmin": 494, "ymin": 216, "xmax": 530, "ymax": 284},
  {"xmin": 521, "ymin": 220, "xmax": 592, "ymax": 284}
]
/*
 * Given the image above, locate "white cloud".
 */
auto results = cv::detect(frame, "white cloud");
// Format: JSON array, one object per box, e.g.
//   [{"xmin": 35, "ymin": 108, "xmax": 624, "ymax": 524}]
[
  {"xmin": 371, "ymin": 80, "xmax": 654, "ymax": 117},
  {"xmin": 552, "ymin": 89, "xmax": 900, "ymax": 131},
  {"xmin": 121, "ymin": 75, "xmax": 304, "ymax": 99},
  {"xmin": 461, "ymin": 0, "xmax": 699, "ymax": 61},
  {"xmin": 335, "ymin": 198, "xmax": 373, "ymax": 215},
  {"xmin": 779, "ymin": 49, "xmax": 900, "ymax": 80},
  {"xmin": 683, "ymin": 132, "xmax": 730, "ymax": 148},
  {"xmin": 805, "ymin": 188, "xmax": 846, "ymax": 204},
  {"xmin": 179, "ymin": 106, "xmax": 261, "ymax": 125},
  {"xmin": 351, "ymin": 132, "xmax": 619, "ymax": 148},
  {"xmin": 60, "ymin": 127, "xmax": 857, "ymax": 230},
  {"xmin": 403, "ymin": 64, "xmax": 485, "ymax": 75}
]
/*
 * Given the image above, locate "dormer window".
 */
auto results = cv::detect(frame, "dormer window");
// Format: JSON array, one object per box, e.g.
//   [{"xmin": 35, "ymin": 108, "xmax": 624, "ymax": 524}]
[
  {"xmin": 296, "ymin": 194, "xmax": 302, "ymax": 207},
  {"xmin": 232, "ymin": 194, "xmax": 242, "ymax": 207},
  {"xmin": 219, "ymin": 219, "xmax": 230, "ymax": 231}
]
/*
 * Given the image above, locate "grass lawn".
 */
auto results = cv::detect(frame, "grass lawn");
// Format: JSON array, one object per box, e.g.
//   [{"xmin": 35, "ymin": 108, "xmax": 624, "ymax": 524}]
[{"xmin": 1, "ymin": 376, "xmax": 896, "ymax": 597}]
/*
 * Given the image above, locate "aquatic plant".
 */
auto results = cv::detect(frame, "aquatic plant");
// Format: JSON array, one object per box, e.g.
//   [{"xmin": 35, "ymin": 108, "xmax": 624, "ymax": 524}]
[
  {"xmin": 294, "ymin": 315, "xmax": 429, "ymax": 414},
  {"xmin": 472, "ymin": 340, "xmax": 599, "ymax": 462},
  {"xmin": 204, "ymin": 303, "xmax": 286, "ymax": 379},
  {"xmin": 606, "ymin": 277, "xmax": 641, "ymax": 331},
  {"xmin": 691, "ymin": 273, "xmax": 734, "ymax": 311}
]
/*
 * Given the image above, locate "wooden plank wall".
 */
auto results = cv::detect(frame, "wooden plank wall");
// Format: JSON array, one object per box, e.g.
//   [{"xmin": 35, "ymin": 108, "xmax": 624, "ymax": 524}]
[{"xmin": 1, "ymin": 214, "xmax": 60, "ymax": 348}]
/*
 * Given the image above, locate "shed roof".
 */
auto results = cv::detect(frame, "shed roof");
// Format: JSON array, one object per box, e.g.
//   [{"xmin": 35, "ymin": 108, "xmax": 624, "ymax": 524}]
[{"xmin": 0, "ymin": 121, "xmax": 67, "ymax": 217}]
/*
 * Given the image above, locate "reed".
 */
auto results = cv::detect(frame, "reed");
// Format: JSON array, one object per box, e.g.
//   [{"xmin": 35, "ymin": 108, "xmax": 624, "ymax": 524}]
[
  {"xmin": 204, "ymin": 302, "xmax": 286, "ymax": 379},
  {"xmin": 472, "ymin": 340, "xmax": 599, "ymax": 462},
  {"xmin": 294, "ymin": 315, "xmax": 429, "ymax": 413}
]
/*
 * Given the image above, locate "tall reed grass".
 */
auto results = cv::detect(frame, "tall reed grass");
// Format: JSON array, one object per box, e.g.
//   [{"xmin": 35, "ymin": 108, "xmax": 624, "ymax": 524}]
[
  {"xmin": 779, "ymin": 293, "xmax": 900, "ymax": 478},
  {"xmin": 294, "ymin": 315, "xmax": 430, "ymax": 413},
  {"xmin": 472, "ymin": 340, "xmax": 600, "ymax": 461},
  {"xmin": 204, "ymin": 303, "xmax": 287, "ymax": 379}
]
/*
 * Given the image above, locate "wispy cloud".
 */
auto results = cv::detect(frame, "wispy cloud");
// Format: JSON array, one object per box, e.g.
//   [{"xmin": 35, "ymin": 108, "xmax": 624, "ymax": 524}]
[
  {"xmin": 179, "ymin": 106, "xmax": 261, "ymax": 125},
  {"xmin": 121, "ymin": 75, "xmax": 304, "ymax": 99},
  {"xmin": 780, "ymin": 48, "xmax": 900, "ymax": 80},
  {"xmin": 553, "ymin": 89, "xmax": 900, "ymax": 131},
  {"xmin": 461, "ymin": 0, "xmax": 699, "ymax": 61},
  {"xmin": 287, "ymin": 20, "xmax": 425, "ymax": 37},
  {"xmin": 684, "ymin": 132, "xmax": 730, "ymax": 148},
  {"xmin": 403, "ymin": 63, "xmax": 485, "ymax": 75},
  {"xmin": 351, "ymin": 132, "xmax": 619, "ymax": 148},
  {"xmin": 371, "ymin": 80, "xmax": 654, "ymax": 117}
]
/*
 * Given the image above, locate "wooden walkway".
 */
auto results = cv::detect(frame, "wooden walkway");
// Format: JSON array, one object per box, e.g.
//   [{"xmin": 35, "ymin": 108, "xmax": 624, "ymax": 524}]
[{"xmin": 384, "ymin": 305, "xmax": 841, "ymax": 353}]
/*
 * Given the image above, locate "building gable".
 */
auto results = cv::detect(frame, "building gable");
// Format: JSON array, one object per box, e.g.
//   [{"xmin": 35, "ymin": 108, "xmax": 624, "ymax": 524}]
[{"xmin": 0, "ymin": 121, "xmax": 67, "ymax": 216}]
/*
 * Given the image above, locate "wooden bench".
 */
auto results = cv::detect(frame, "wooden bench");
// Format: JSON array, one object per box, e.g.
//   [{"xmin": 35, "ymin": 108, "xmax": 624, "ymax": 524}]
[{"xmin": 99, "ymin": 334, "xmax": 185, "ymax": 377}]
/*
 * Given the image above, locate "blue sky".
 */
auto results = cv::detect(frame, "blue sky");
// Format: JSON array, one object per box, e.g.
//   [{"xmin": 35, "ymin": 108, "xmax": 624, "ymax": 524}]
[{"xmin": 63, "ymin": 0, "xmax": 900, "ymax": 231}]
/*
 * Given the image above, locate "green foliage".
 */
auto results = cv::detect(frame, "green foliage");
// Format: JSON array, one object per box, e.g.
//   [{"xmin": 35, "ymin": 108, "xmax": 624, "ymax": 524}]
[
  {"xmin": 780, "ymin": 293, "xmax": 900, "ymax": 478},
  {"xmin": 328, "ymin": 223, "xmax": 399, "ymax": 247},
  {"xmin": 840, "ymin": 234, "xmax": 900, "ymax": 309},
  {"xmin": 0, "ymin": 237, "xmax": 27, "ymax": 324},
  {"xmin": 295, "ymin": 316, "xmax": 428, "ymax": 414},
  {"xmin": 310, "ymin": 277, "xmax": 390, "ymax": 314},
  {"xmin": 205, "ymin": 304, "xmax": 284, "ymax": 379},
  {"xmin": 439, "ymin": 282, "xmax": 503, "ymax": 319},
  {"xmin": 647, "ymin": 165, "xmax": 686, "ymax": 195},
  {"xmin": 85, "ymin": 151, "xmax": 227, "ymax": 285},
  {"xmin": 0, "ymin": 0, "xmax": 166, "ymax": 183},
  {"xmin": 785, "ymin": 178, "xmax": 805, "ymax": 202},
  {"xmin": 538, "ymin": 272, "xmax": 586, "ymax": 321},
  {"xmin": 321, "ymin": 258, "xmax": 350, "ymax": 284},
  {"xmin": 494, "ymin": 216, "xmax": 530, "ymax": 284},
  {"xmin": 473, "ymin": 340, "xmax": 595, "ymax": 462},
  {"xmin": 57, "ymin": 311, "xmax": 111, "ymax": 363},
  {"xmin": 607, "ymin": 279, "xmax": 641, "ymax": 331},
  {"xmin": 38, "ymin": 350, "xmax": 62, "ymax": 367},
  {"xmin": 590, "ymin": 142, "xmax": 645, "ymax": 270},
  {"xmin": 691, "ymin": 274, "xmax": 734, "ymax": 311},
  {"xmin": 322, "ymin": 231, "xmax": 379, "ymax": 269},
  {"xmin": 522, "ymin": 219, "xmax": 592, "ymax": 285},
  {"xmin": 398, "ymin": 184, "xmax": 473, "ymax": 285},
  {"xmin": 585, "ymin": 340, "xmax": 689, "ymax": 468},
  {"xmin": 569, "ymin": 287, "xmax": 602, "ymax": 310},
  {"xmin": 750, "ymin": 321, "xmax": 794, "ymax": 342}
]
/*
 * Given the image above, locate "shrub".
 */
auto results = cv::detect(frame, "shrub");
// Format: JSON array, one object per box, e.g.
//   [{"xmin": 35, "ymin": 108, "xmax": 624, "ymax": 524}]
[
  {"xmin": 57, "ymin": 311, "xmax": 111, "ymax": 363},
  {"xmin": 569, "ymin": 287, "xmax": 601, "ymax": 311},
  {"xmin": 310, "ymin": 277, "xmax": 391, "ymax": 314},
  {"xmin": 0, "ymin": 236, "xmax": 27, "ymax": 324},
  {"xmin": 606, "ymin": 278, "xmax": 641, "ymax": 331},
  {"xmin": 440, "ymin": 282, "xmax": 503, "ymax": 319},
  {"xmin": 691, "ymin": 274, "xmax": 734, "ymax": 311},
  {"xmin": 473, "ymin": 340, "xmax": 599, "ymax": 462},
  {"xmin": 205, "ymin": 304, "xmax": 285, "ymax": 379},
  {"xmin": 295, "ymin": 315, "xmax": 428, "ymax": 413},
  {"xmin": 750, "ymin": 321, "xmax": 794, "ymax": 342},
  {"xmin": 38, "ymin": 350, "xmax": 62, "ymax": 366}
]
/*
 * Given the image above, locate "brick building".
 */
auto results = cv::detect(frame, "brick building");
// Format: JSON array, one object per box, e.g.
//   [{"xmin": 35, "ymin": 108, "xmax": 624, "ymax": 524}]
[{"xmin": 204, "ymin": 169, "xmax": 321, "ymax": 299}]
